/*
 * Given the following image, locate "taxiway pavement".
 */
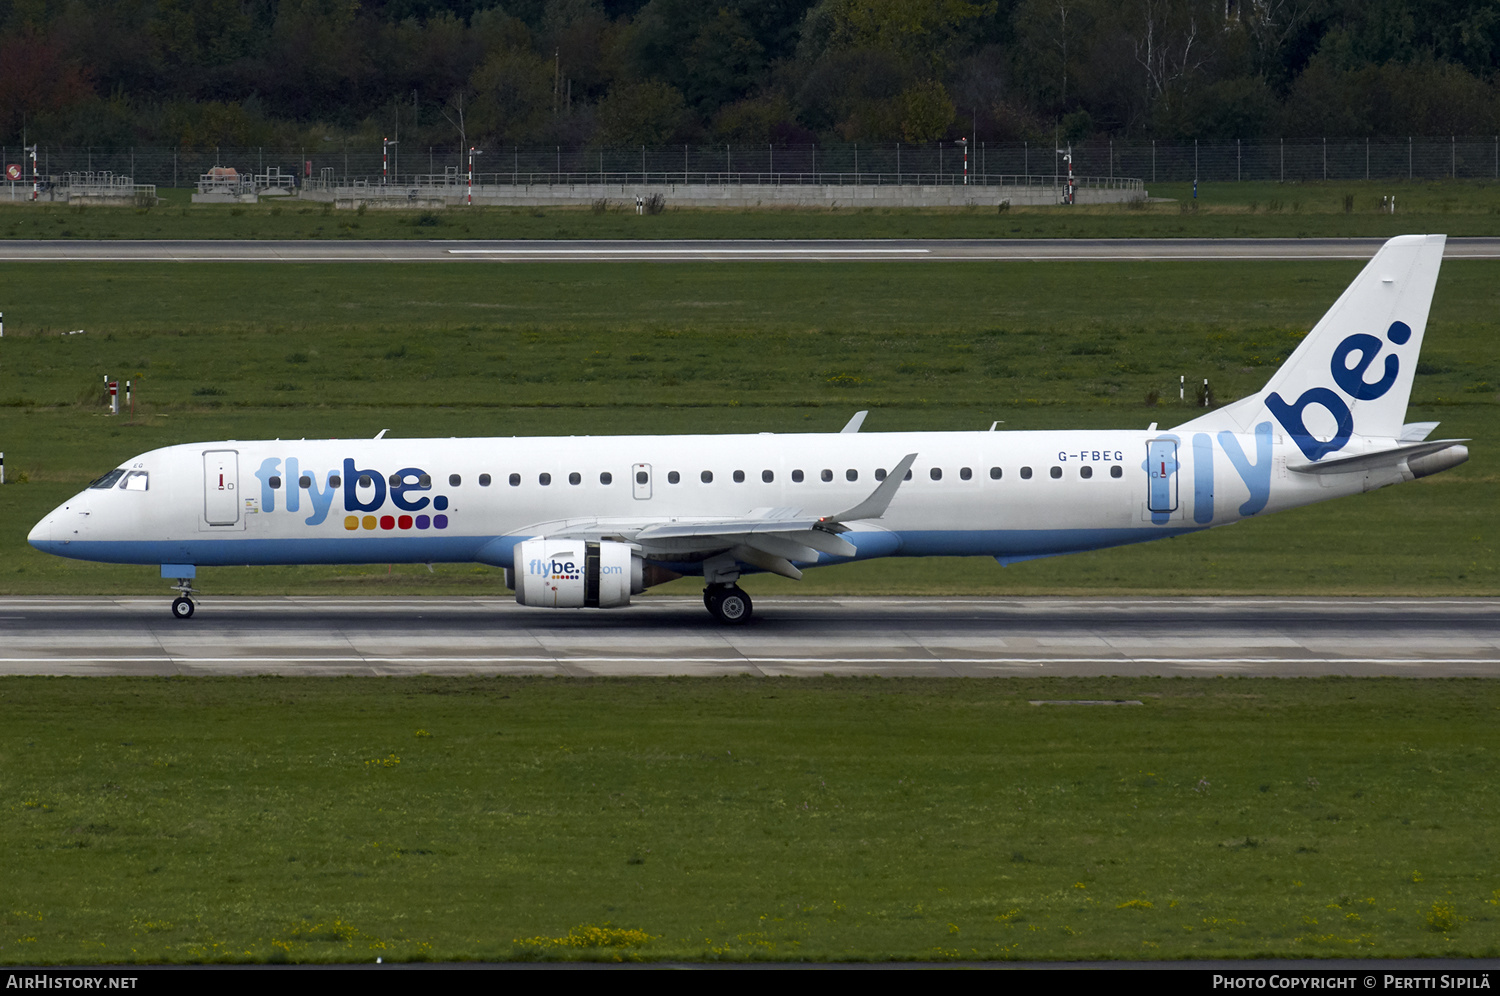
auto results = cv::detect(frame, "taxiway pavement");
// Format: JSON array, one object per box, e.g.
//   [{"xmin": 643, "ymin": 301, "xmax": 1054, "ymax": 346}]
[
  {"xmin": 0, "ymin": 237, "xmax": 1497, "ymax": 262},
  {"xmin": 1, "ymin": 596, "xmax": 1495, "ymax": 678}
]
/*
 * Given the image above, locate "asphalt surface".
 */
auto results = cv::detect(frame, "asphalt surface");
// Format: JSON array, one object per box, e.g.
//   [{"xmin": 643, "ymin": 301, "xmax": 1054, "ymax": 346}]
[
  {"xmin": 0, "ymin": 237, "xmax": 1498, "ymax": 262},
  {"xmin": 2, "ymin": 596, "xmax": 1496, "ymax": 677}
]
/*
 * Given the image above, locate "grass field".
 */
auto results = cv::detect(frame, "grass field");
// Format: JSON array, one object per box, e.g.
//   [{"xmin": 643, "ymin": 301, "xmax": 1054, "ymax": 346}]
[
  {"xmin": 1, "ymin": 233, "xmax": 1496, "ymax": 968},
  {"xmin": 0, "ymin": 179, "xmax": 1498, "ymax": 241},
  {"xmin": 0, "ymin": 257, "xmax": 1495, "ymax": 597},
  {"xmin": 3, "ymin": 676, "xmax": 1496, "ymax": 964}
]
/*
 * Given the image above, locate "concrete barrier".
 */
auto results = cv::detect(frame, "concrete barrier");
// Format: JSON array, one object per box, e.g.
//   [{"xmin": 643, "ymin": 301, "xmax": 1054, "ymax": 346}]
[{"xmin": 307, "ymin": 177, "xmax": 1144, "ymax": 210}]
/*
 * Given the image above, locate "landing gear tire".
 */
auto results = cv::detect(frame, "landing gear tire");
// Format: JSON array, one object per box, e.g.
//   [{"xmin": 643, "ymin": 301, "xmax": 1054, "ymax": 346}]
[
  {"xmin": 705, "ymin": 585, "xmax": 751, "ymax": 625},
  {"xmin": 171, "ymin": 596, "xmax": 195, "ymax": 620}
]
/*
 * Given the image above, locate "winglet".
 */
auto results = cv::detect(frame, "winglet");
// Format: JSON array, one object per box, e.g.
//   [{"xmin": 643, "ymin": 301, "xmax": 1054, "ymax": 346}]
[
  {"xmin": 823, "ymin": 453, "xmax": 917, "ymax": 523},
  {"xmin": 840, "ymin": 411, "xmax": 868, "ymax": 433}
]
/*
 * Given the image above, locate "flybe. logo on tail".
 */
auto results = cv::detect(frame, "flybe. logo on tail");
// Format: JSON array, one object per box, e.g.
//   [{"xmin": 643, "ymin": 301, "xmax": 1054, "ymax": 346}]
[
  {"xmin": 1267, "ymin": 322, "xmax": 1411, "ymax": 460},
  {"xmin": 253, "ymin": 458, "xmax": 451, "ymax": 531}
]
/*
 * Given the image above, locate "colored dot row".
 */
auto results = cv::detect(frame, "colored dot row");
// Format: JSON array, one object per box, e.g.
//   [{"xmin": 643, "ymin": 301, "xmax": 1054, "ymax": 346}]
[{"xmin": 344, "ymin": 514, "xmax": 449, "ymax": 531}]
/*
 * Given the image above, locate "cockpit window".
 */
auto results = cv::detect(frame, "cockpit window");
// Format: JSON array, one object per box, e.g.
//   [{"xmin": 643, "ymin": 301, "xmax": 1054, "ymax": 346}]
[
  {"xmin": 120, "ymin": 471, "xmax": 149, "ymax": 491},
  {"xmin": 89, "ymin": 469, "xmax": 126, "ymax": 489}
]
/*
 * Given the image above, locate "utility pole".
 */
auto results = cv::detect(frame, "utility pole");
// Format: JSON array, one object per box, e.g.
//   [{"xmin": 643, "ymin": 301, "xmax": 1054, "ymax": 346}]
[{"xmin": 442, "ymin": 93, "xmax": 467, "ymax": 185}]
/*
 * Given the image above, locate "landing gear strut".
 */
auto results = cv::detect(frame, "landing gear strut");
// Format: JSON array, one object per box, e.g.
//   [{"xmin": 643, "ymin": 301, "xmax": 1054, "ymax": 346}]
[
  {"xmin": 704, "ymin": 584, "xmax": 752, "ymax": 625},
  {"xmin": 169, "ymin": 577, "xmax": 197, "ymax": 620}
]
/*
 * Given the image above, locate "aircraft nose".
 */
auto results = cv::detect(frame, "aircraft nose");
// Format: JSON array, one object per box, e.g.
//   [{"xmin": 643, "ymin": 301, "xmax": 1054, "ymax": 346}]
[
  {"xmin": 28, "ymin": 509, "xmax": 68, "ymax": 552},
  {"xmin": 28, "ymin": 514, "xmax": 55, "ymax": 549}
]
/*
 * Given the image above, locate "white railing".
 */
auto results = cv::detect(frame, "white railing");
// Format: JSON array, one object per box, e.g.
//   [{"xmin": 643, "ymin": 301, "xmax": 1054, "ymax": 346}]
[{"xmin": 336, "ymin": 172, "xmax": 1144, "ymax": 192}]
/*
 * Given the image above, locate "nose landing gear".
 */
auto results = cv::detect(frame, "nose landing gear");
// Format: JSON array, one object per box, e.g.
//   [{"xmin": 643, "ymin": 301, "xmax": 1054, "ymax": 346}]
[
  {"xmin": 704, "ymin": 584, "xmax": 752, "ymax": 624},
  {"xmin": 169, "ymin": 577, "xmax": 197, "ymax": 619}
]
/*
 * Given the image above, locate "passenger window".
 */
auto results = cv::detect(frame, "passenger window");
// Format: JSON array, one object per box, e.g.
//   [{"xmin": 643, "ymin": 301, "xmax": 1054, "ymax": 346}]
[
  {"xmin": 960, "ymin": 467, "xmax": 972, "ymax": 481},
  {"xmin": 449, "ymin": 474, "xmax": 461, "ymax": 487},
  {"xmin": 762, "ymin": 470, "xmax": 774, "ymax": 483},
  {"xmin": 733, "ymin": 470, "xmax": 745, "ymax": 483},
  {"xmin": 636, "ymin": 470, "xmax": 648, "ymax": 485},
  {"xmin": 1080, "ymin": 466, "xmax": 1093, "ymax": 479},
  {"xmin": 701, "ymin": 470, "xmax": 713, "ymax": 483},
  {"xmin": 601, "ymin": 472, "xmax": 613, "ymax": 485},
  {"xmin": 846, "ymin": 469, "xmax": 858, "ymax": 482},
  {"xmin": 358, "ymin": 475, "xmax": 372, "ymax": 488},
  {"xmin": 667, "ymin": 471, "xmax": 679, "ymax": 484},
  {"xmin": 299, "ymin": 475, "xmax": 311, "ymax": 488},
  {"xmin": 509, "ymin": 473, "xmax": 521, "ymax": 486},
  {"xmin": 388, "ymin": 473, "xmax": 400, "ymax": 487},
  {"xmin": 874, "ymin": 469, "xmax": 886, "ymax": 481},
  {"xmin": 1111, "ymin": 465, "xmax": 1123, "ymax": 479},
  {"xmin": 539, "ymin": 473, "xmax": 551, "ymax": 486},
  {"xmin": 569, "ymin": 472, "xmax": 581, "ymax": 485},
  {"xmin": 329, "ymin": 474, "xmax": 342, "ymax": 487},
  {"xmin": 990, "ymin": 467, "xmax": 1002, "ymax": 480},
  {"xmin": 929, "ymin": 468, "xmax": 942, "ymax": 481},
  {"xmin": 904, "ymin": 469, "xmax": 913, "ymax": 481},
  {"xmin": 792, "ymin": 469, "xmax": 804, "ymax": 483},
  {"xmin": 479, "ymin": 474, "xmax": 491, "ymax": 486},
  {"xmin": 421, "ymin": 474, "xmax": 434, "ymax": 487},
  {"xmin": 821, "ymin": 469, "xmax": 833, "ymax": 482},
  {"xmin": 1050, "ymin": 466, "xmax": 1062, "ymax": 479},
  {"xmin": 269, "ymin": 476, "xmax": 282, "ymax": 489},
  {"xmin": 1020, "ymin": 467, "xmax": 1033, "ymax": 479}
]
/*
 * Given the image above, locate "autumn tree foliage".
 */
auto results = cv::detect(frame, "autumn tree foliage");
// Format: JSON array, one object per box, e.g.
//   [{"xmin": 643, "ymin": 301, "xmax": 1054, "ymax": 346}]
[{"xmin": 0, "ymin": 0, "xmax": 1496, "ymax": 147}]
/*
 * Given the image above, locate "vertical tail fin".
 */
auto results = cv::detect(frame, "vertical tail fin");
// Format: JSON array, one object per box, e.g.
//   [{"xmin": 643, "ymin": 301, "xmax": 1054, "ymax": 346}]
[{"xmin": 1175, "ymin": 234, "xmax": 1446, "ymax": 459}]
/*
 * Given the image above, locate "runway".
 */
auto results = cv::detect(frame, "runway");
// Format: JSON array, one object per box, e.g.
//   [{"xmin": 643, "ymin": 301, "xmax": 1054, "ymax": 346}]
[
  {"xmin": 2, "ymin": 596, "xmax": 1496, "ymax": 678},
  {"xmin": 0, "ymin": 237, "xmax": 1498, "ymax": 262}
]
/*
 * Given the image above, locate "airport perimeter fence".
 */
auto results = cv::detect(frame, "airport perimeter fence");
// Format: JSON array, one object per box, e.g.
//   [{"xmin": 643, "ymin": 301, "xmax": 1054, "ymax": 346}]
[{"xmin": 2, "ymin": 138, "xmax": 1499, "ymax": 192}]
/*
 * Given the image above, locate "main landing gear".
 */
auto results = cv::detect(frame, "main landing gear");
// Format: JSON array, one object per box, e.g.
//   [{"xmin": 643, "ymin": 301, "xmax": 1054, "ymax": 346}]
[
  {"xmin": 169, "ymin": 577, "xmax": 197, "ymax": 619},
  {"xmin": 704, "ymin": 584, "xmax": 752, "ymax": 625}
]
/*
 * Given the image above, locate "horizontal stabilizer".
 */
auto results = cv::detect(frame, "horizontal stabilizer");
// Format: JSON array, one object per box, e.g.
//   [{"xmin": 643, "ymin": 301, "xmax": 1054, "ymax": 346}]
[
  {"xmin": 1288, "ymin": 438, "xmax": 1469, "ymax": 475},
  {"xmin": 1400, "ymin": 421, "xmax": 1440, "ymax": 442}
]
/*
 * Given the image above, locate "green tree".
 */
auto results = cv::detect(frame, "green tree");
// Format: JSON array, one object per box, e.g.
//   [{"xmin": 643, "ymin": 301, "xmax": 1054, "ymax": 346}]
[
  {"xmin": 596, "ymin": 79, "xmax": 690, "ymax": 144},
  {"xmin": 900, "ymin": 79, "xmax": 956, "ymax": 142},
  {"xmin": 469, "ymin": 48, "xmax": 554, "ymax": 142}
]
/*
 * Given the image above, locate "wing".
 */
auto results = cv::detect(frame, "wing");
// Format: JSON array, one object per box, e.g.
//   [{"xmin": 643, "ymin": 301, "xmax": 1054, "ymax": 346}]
[{"xmin": 503, "ymin": 453, "xmax": 918, "ymax": 580}]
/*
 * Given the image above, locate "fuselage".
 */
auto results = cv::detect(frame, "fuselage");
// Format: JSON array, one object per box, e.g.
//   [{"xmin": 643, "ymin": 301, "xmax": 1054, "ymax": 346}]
[{"xmin": 27, "ymin": 424, "xmax": 1377, "ymax": 574}]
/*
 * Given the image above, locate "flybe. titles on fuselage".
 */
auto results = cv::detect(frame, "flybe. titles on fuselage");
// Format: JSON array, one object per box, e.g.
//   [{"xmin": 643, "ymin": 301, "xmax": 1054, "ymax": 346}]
[{"xmin": 252, "ymin": 458, "xmax": 451, "ymax": 531}]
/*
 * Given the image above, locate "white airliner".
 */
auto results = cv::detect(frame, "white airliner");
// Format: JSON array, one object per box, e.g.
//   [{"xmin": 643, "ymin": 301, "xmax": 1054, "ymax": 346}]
[{"xmin": 29, "ymin": 234, "xmax": 1467, "ymax": 623}]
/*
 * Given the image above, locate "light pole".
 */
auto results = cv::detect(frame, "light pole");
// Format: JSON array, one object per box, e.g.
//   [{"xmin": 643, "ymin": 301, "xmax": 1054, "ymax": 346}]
[
  {"xmin": 1055, "ymin": 144, "xmax": 1074, "ymax": 204},
  {"xmin": 958, "ymin": 137, "xmax": 969, "ymax": 185},
  {"xmin": 25, "ymin": 145, "xmax": 38, "ymax": 200},
  {"xmin": 468, "ymin": 146, "xmax": 483, "ymax": 206},
  {"xmin": 383, "ymin": 137, "xmax": 399, "ymax": 185}
]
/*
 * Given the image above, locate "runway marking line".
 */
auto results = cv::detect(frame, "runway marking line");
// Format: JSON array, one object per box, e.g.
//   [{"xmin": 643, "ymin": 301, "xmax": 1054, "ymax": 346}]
[
  {"xmin": 445, "ymin": 247, "xmax": 931, "ymax": 255},
  {"xmin": 3, "ymin": 656, "xmax": 1497, "ymax": 666}
]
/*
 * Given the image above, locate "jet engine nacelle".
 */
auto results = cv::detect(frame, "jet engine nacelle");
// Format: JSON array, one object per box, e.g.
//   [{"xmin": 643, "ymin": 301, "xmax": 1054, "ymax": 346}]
[{"xmin": 512, "ymin": 538, "xmax": 643, "ymax": 609}]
